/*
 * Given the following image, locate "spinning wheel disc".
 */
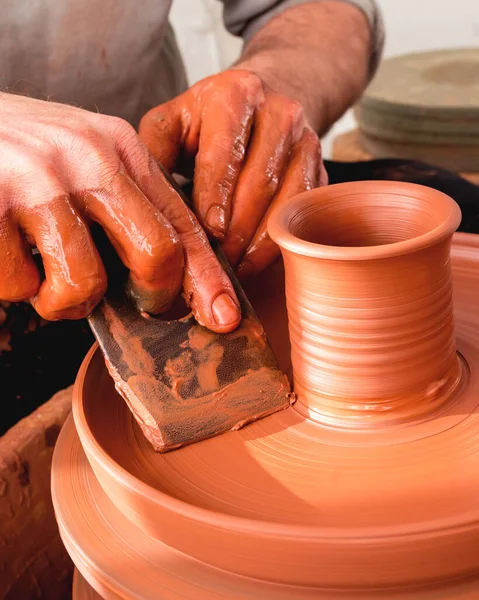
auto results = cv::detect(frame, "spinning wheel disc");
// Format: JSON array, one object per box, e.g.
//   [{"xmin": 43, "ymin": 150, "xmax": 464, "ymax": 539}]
[
  {"xmin": 72, "ymin": 568, "xmax": 103, "ymax": 600},
  {"xmin": 54, "ymin": 416, "xmax": 479, "ymax": 600},
  {"xmin": 53, "ymin": 232, "xmax": 479, "ymax": 596}
]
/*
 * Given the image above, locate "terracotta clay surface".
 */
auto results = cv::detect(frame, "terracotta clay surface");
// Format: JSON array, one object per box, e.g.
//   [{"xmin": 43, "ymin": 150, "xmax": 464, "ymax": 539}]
[
  {"xmin": 72, "ymin": 569, "xmax": 103, "ymax": 600},
  {"xmin": 268, "ymin": 181, "xmax": 462, "ymax": 425},
  {"xmin": 54, "ymin": 413, "xmax": 479, "ymax": 599},
  {"xmin": 90, "ymin": 264, "xmax": 291, "ymax": 453},
  {"xmin": 53, "ymin": 182, "xmax": 479, "ymax": 598}
]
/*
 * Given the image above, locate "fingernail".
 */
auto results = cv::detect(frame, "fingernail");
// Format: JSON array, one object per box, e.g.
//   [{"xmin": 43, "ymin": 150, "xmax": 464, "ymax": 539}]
[
  {"xmin": 211, "ymin": 293, "xmax": 240, "ymax": 327},
  {"xmin": 205, "ymin": 205, "xmax": 226, "ymax": 238}
]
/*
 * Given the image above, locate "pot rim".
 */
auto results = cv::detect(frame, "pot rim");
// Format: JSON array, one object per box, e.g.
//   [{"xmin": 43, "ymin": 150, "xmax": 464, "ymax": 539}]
[
  {"xmin": 72, "ymin": 342, "xmax": 479, "ymax": 543},
  {"xmin": 267, "ymin": 181, "xmax": 461, "ymax": 260}
]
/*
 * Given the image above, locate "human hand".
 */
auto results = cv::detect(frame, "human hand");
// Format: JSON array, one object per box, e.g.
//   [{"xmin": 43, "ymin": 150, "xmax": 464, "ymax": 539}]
[
  {"xmin": 139, "ymin": 69, "xmax": 328, "ymax": 279},
  {"xmin": 0, "ymin": 94, "xmax": 240, "ymax": 332}
]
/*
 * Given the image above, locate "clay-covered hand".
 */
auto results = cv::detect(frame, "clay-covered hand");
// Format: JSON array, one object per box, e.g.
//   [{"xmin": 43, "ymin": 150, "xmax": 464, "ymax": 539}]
[
  {"xmin": 0, "ymin": 94, "xmax": 240, "ymax": 332},
  {"xmin": 139, "ymin": 69, "xmax": 328, "ymax": 278}
]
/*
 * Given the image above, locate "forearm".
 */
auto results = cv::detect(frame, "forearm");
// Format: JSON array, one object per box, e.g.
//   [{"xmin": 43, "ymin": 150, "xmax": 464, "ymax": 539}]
[{"xmin": 234, "ymin": 1, "xmax": 373, "ymax": 134}]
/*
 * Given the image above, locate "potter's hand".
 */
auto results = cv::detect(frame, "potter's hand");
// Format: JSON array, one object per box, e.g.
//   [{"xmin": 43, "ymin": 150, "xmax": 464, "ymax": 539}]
[
  {"xmin": 0, "ymin": 94, "xmax": 240, "ymax": 332},
  {"xmin": 139, "ymin": 69, "xmax": 328, "ymax": 278}
]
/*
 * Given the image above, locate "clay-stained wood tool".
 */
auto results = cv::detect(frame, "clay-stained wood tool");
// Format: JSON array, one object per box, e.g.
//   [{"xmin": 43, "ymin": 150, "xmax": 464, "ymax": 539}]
[{"xmin": 86, "ymin": 176, "xmax": 291, "ymax": 453}]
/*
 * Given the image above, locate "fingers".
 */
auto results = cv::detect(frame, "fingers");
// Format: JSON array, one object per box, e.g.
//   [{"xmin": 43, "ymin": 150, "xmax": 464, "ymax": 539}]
[
  {"xmin": 141, "ymin": 170, "xmax": 241, "ymax": 333},
  {"xmin": 0, "ymin": 214, "xmax": 41, "ymax": 302},
  {"xmin": 0, "ymin": 103, "xmax": 189, "ymax": 323},
  {"xmin": 140, "ymin": 75, "xmax": 261, "ymax": 241},
  {"xmin": 317, "ymin": 159, "xmax": 329, "ymax": 187},
  {"xmin": 116, "ymin": 137, "xmax": 241, "ymax": 333},
  {"xmin": 237, "ymin": 128, "xmax": 324, "ymax": 279},
  {"xmin": 19, "ymin": 195, "xmax": 107, "ymax": 320},
  {"xmin": 192, "ymin": 85, "xmax": 257, "ymax": 240},
  {"xmin": 182, "ymin": 223, "xmax": 241, "ymax": 334},
  {"xmin": 81, "ymin": 171, "xmax": 184, "ymax": 314},
  {"xmin": 220, "ymin": 96, "xmax": 302, "ymax": 267},
  {"xmin": 138, "ymin": 97, "xmax": 184, "ymax": 174}
]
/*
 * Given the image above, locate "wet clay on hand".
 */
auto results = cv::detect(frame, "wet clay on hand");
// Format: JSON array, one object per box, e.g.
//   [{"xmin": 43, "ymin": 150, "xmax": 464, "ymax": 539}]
[
  {"xmin": 87, "ymin": 174, "xmax": 289, "ymax": 453},
  {"xmin": 52, "ymin": 182, "xmax": 479, "ymax": 598},
  {"xmin": 0, "ymin": 93, "xmax": 240, "ymax": 332},
  {"xmin": 139, "ymin": 69, "xmax": 328, "ymax": 277}
]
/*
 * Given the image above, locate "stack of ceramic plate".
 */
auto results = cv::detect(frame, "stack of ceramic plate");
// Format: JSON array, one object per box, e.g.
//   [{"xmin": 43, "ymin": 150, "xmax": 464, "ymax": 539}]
[{"xmin": 355, "ymin": 48, "xmax": 479, "ymax": 172}]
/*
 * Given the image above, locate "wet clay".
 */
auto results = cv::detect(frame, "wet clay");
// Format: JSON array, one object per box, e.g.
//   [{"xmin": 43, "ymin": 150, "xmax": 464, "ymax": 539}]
[
  {"xmin": 52, "ymin": 182, "xmax": 479, "ymax": 598},
  {"xmin": 94, "ymin": 295, "xmax": 291, "ymax": 452},
  {"xmin": 268, "ymin": 181, "xmax": 463, "ymax": 425},
  {"xmin": 55, "ymin": 413, "xmax": 479, "ymax": 599}
]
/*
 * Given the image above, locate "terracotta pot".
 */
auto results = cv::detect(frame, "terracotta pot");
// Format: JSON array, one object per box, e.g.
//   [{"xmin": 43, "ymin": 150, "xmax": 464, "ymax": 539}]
[
  {"xmin": 268, "ymin": 181, "xmax": 462, "ymax": 426},
  {"xmin": 54, "ymin": 182, "xmax": 479, "ymax": 597}
]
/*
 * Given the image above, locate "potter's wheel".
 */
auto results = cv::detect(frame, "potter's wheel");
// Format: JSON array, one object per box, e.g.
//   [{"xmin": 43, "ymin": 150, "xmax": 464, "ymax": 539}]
[
  {"xmin": 52, "ymin": 230, "xmax": 479, "ymax": 598},
  {"xmin": 72, "ymin": 568, "xmax": 103, "ymax": 599},
  {"xmin": 55, "ymin": 413, "xmax": 479, "ymax": 600}
]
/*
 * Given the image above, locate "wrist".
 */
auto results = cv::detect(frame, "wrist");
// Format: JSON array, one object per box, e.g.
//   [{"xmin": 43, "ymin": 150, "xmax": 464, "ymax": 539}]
[
  {"xmin": 233, "ymin": 55, "xmax": 298, "ymax": 100},
  {"xmin": 231, "ymin": 57, "xmax": 327, "ymax": 132},
  {"xmin": 231, "ymin": 2, "xmax": 373, "ymax": 134}
]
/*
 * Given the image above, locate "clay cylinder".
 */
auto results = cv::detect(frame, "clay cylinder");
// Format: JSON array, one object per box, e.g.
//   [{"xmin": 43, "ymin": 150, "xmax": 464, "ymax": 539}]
[{"xmin": 268, "ymin": 181, "xmax": 463, "ymax": 426}]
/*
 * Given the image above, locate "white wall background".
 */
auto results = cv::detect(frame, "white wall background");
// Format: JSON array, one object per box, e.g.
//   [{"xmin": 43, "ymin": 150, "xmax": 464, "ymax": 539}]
[{"xmin": 170, "ymin": 0, "xmax": 479, "ymax": 157}]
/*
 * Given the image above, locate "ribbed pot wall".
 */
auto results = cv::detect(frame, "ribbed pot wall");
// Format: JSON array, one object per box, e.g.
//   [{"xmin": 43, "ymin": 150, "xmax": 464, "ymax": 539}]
[{"xmin": 268, "ymin": 181, "xmax": 463, "ymax": 426}]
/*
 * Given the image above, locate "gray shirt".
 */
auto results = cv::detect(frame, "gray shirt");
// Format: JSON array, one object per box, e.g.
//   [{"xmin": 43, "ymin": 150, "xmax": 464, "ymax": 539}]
[{"xmin": 0, "ymin": 0, "xmax": 383, "ymax": 128}]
